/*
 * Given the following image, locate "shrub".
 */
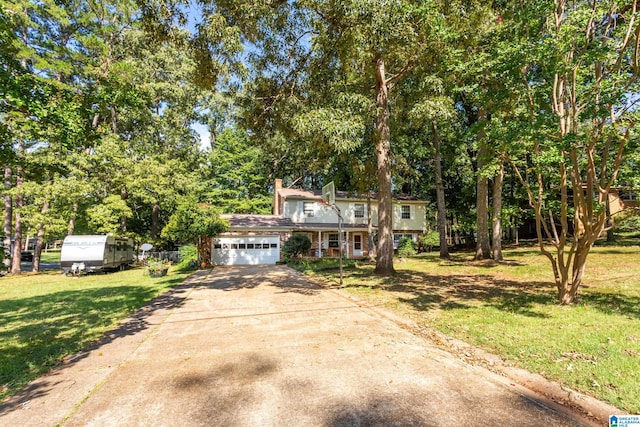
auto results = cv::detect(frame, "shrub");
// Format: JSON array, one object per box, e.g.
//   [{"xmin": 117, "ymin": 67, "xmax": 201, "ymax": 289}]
[
  {"xmin": 283, "ymin": 234, "xmax": 312, "ymax": 260},
  {"xmin": 176, "ymin": 245, "xmax": 198, "ymax": 270},
  {"xmin": 616, "ymin": 214, "xmax": 640, "ymax": 233},
  {"xmin": 419, "ymin": 231, "xmax": 440, "ymax": 252},
  {"xmin": 397, "ymin": 237, "xmax": 417, "ymax": 257},
  {"xmin": 146, "ymin": 258, "xmax": 171, "ymax": 277}
]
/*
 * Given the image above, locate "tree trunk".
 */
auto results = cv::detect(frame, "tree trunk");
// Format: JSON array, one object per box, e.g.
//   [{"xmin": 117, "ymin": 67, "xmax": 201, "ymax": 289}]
[
  {"xmin": 3, "ymin": 166, "xmax": 12, "ymax": 270},
  {"xmin": 432, "ymin": 123, "xmax": 449, "ymax": 259},
  {"xmin": 492, "ymin": 161, "xmax": 504, "ymax": 261},
  {"xmin": 475, "ymin": 155, "xmax": 491, "ymax": 260},
  {"xmin": 367, "ymin": 195, "xmax": 376, "ymax": 262},
  {"xmin": 151, "ymin": 202, "xmax": 160, "ymax": 239},
  {"xmin": 198, "ymin": 236, "xmax": 212, "ymax": 267},
  {"xmin": 111, "ymin": 106, "xmax": 118, "ymax": 133},
  {"xmin": 120, "ymin": 187, "xmax": 128, "ymax": 233},
  {"xmin": 11, "ymin": 152, "xmax": 24, "ymax": 274},
  {"xmin": 373, "ymin": 55, "xmax": 394, "ymax": 276},
  {"xmin": 605, "ymin": 193, "xmax": 614, "ymax": 242},
  {"xmin": 475, "ymin": 141, "xmax": 491, "ymax": 259},
  {"xmin": 556, "ymin": 239, "xmax": 593, "ymax": 304},
  {"xmin": 68, "ymin": 202, "xmax": 78, "ymax": 235},
  {"xmin": 32, "ymin": 200, "xmax": 50, "ymax": 273}
]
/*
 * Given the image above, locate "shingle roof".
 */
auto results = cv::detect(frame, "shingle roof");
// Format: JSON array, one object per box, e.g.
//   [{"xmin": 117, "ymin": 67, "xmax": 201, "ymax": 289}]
[
  {"xmin": 278, "ymin": 188, "xmax": 321, "ymax": 199},
  {"xmin": 292, "ymin": 223, "xmax": 370, "ymax": 230},
  {"xmin": 221, "ymin": 214, "xmax": 294, "ymax": 228},
  {"xmin": 278, "ymin": 188, "xmax": 424, "ymax": 202},
  {"xmin": 221, "ymin": 214, "xmax": 372, "ymax": 231}
]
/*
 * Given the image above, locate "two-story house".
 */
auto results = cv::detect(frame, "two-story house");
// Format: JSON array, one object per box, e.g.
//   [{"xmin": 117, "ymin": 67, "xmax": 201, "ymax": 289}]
[{"xmin": 211, "ymin": 179, "xmax": 427, "ymax": 265}]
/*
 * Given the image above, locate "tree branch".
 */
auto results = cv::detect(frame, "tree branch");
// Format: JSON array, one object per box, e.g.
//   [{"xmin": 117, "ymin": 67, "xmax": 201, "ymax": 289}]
[{"xmin": 385, "ymin": 60, "xmax": 416, "ymax": 90}]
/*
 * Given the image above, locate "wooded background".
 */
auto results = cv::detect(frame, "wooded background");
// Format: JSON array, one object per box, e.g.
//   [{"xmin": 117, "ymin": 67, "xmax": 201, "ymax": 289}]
[{"xmin": 2, "ymin": 0, "xmax": 640, "ymax": 302}]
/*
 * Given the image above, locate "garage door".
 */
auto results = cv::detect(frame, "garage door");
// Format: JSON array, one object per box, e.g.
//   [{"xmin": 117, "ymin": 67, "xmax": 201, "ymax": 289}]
[{"xmin": 212, "ymin": 236, "xmax": 281, "ymax": 266}]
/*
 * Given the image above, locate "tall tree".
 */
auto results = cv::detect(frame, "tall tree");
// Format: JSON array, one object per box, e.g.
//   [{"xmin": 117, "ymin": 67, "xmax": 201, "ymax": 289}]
[
  {"xmin": 492, "ymin": 161, "xmax": 504, "ymax": 261},
  {"xmin": 506, "ymin": 0, "xmax": 640, "ymax": 304},
  {"xmin": 432, "ymin": 123, "xmax": 450, "ymax": 259},
  {"xmin": 217, "ymin": 0, "xmax": 447, "ymax": 275},
  {"xmin": 475, "ymin": 108, "xmax": 491, "ymax": 260},
  {"xmin": 1, "ymin": 0, "xmax": 88, "ymax": 272},
  {"xmin": 399, "ymin": 77, "xmax": 457, "ymax": 259},
  {"xmin": 201, "ymin": 127, "xmax": 272, "ymax": 214}
]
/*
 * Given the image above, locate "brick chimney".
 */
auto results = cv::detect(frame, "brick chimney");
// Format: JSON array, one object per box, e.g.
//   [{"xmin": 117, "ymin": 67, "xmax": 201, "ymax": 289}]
[{"xmin": 274, "ymin": 179, "xmax": 283, "ymax": 215}]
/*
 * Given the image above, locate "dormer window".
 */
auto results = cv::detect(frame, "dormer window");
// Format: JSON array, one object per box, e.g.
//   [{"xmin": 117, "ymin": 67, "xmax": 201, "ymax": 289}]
[{"xmin": 303, "ymin": 202, "xmax": 315, "ymax": 217}]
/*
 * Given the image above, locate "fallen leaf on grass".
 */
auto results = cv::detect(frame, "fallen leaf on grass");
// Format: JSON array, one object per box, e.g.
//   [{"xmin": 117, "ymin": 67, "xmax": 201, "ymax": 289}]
[{"xmin": 560, "ymin": 351, "xmax": 597, "ymax": 363}]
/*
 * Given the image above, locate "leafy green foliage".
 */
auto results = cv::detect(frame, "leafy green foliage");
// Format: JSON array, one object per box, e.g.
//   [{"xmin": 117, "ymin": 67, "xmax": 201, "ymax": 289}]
[
  {"xmin": 496, "ymin": 0, "xmax": 640, "ymax": 302},
  {"xmin": 0, "ymin": 0, "xmax": 235, "ymax": 258},
  {"xmin": 86, "ymin": 195, "xmax": 133, "ymax": 235},
  {"xmin": 161, "ymin": 199, "xmax": 227, "ymax": 244},
  {"xmin": 202, "ymin": 127, "xmax": 272, "ymax": 214},
  {"xmin": 293, "ymin": 108, "xmax": 368, "ymax": 153},
  {"xmin": 419, "ymin": 232, "xmax": 440, "ymax": 251},
  {"xmin": 282, "ymin": 234, "xmax": 311, "ymax": 260},
  {"xmin": 145, "ymin": 258, "xmax": 170, "ymax": 277},
  {"xmin": 176, "ymin": 245, "xmax": 198, "ymax": 270},
  {"xmin": 397, "ymin": 237, "xmax": 417, "ymax": 257},
  {"xmin": 616, "ymin": 214, "xmax": 640, "ymax": 234}
]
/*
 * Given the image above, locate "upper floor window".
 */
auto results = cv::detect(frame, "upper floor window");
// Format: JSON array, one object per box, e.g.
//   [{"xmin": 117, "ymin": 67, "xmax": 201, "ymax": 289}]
[
  {"xmin": 303, "ymin": 202, "xmax": 315, "ymax": 217},
  {"xmin": 354, "ymin": 203, "xmax": 365, "ymax": 218},
  {"xmin": 621, "ymin": 191, "xmax": 637, "ymax": 201},
  {"xmin": 401, "ymin": 205, "xmax": 411, "ymax": 219}
]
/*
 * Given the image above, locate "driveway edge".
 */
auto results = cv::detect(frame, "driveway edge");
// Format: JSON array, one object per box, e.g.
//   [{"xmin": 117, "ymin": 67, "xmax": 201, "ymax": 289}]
[
  {"xmin": 289, "ymin": 267, "xmax": 623, "ymax": 427},
  {"xmin": 0, "ymin": 269, "xmax": 213, "ymax": 427}
]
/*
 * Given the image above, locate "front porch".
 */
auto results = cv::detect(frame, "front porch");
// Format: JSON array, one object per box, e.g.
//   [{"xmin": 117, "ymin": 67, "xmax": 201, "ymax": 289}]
[{"xmin": 291, "ymin": 228, "xmax": 370, "ymax": 259}]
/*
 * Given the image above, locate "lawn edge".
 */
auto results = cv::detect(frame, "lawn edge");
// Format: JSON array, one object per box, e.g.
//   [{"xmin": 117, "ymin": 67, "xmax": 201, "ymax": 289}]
[{"xmin": 0, "ymin": 269, "xmax": 211, "ymax": 418}]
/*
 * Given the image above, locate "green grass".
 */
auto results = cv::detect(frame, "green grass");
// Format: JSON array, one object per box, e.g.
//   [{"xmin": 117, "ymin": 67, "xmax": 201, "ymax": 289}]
[
  {"xmin": 39, "ymin": 250, "xmax": 61, "ymax": 263},
  {"xmin": 0, "ymin": 267, "xmax": 192, "ymax": 401},
  {"xmin": 292, "ymin": 246, "xmax": 640, "ymax": 413}
]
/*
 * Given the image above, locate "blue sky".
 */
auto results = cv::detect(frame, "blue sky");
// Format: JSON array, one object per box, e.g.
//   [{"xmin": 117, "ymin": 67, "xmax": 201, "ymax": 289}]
[
  {"xmin": 193, "ymin": 122, "xmax": 211, "ymax": 150},
  {"xmin": 185, "ymin": 1, "xmax": 212, "ymax": 151}
]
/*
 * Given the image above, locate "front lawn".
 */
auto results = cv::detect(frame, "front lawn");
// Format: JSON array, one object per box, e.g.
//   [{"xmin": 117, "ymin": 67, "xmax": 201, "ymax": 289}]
[
  {"xmin": 292, "ymin": 246, "xmax": 640, "ymax": 414},
  {"xmin": 39, "ymin": 250, "xmax": 61, "ymax": 263},
  {"xmin": 0, "ymin": 267, "xmax": 192, "ymax": 401}
]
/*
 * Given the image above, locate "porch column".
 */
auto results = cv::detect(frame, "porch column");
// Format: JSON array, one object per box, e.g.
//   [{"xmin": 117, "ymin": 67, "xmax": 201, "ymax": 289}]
[
  {"xmin": 317, "ymin": 231, "xmax": 322, "ymax": 257},
  {"xmin": 345, "ymin": 231, "xmax": 349, "ymax": 258}
]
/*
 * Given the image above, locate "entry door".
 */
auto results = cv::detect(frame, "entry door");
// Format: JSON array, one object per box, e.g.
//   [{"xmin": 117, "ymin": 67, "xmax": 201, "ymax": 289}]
[{"xmin": 352, "ymin": 233, "xmax": 363, "ymax": 257}]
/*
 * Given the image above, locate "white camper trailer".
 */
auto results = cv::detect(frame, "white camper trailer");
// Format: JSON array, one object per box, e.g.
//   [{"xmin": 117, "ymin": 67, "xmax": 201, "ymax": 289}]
[{"xmin": 61, "ymin": 235, "xmax": 134, "ymax": 274}]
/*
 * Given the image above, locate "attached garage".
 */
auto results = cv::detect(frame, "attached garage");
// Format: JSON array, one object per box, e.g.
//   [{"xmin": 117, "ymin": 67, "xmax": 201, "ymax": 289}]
[{"xmin": 212, "ymin": 235, "xmax": 281, "ymax": 266}]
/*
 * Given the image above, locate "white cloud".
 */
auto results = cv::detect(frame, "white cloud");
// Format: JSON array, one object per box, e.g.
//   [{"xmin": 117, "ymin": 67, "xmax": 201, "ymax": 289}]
[{"xmin": 191, "ymin": 123, "xmax": 211, "ymax": 151}]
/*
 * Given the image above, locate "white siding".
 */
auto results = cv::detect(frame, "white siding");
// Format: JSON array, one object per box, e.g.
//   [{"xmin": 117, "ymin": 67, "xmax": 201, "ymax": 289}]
[
  {"xmin": 393, "ymin": 202, "xmax": 426, "ymax": 231},
  {"xmin": 282, "ymin": 197, "xmax": 425, "ymax": 232},
  {"xmin": 283, "ymin": 200, "xmax": 338, "ymax": 223},
  {"xmin": 283, "ymin": 199, "xmax": 379, "ymax": 223}
]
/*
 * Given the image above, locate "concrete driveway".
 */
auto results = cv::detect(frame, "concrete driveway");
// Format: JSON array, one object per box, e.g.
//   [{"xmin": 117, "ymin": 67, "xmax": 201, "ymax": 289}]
[{"xmin": 0, "ymin": 265, "xmax": 599, "ymax": 426}]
